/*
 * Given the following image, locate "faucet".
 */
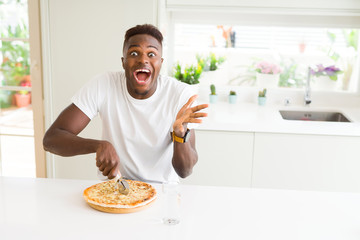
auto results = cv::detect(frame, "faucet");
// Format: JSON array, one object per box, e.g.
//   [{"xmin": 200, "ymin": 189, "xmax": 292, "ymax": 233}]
[{"xmin": 304, "ymin": 67, "xmax": 312, "ymax": 105}]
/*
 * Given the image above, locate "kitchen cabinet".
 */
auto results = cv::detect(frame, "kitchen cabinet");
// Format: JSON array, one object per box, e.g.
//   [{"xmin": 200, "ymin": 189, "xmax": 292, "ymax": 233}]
[
  {"xmin": 181, "ymin": 130, "xmax": 254, "ymax": 187},
  {"xmin": 252, "ymin": 132, "xmax": 360, "ymax": 192},
  {"xmin": 189, "ymin": 129, "xmax": 360, "ymax": 192}
]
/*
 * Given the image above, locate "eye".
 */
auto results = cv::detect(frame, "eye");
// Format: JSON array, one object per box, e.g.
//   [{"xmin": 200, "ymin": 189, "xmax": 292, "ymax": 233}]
[
  {"xmin": 148, "ymin": 52, "xmax": 156, "ymax": 57},
  {"xmin": 130, "ymin": 51, "xmax": 138, "ymax": 56}
]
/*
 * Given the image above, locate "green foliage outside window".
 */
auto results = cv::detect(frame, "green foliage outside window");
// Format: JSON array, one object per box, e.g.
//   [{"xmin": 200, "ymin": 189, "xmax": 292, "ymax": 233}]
[
  {"xmin": 0, "ymin": 22, "xmax": 30, "ymax": 86},
  {"xmin": 196, "ymin": 52, "xmax": 225, "ymax": 71},
  {"xmin": 173, "ymin": 62, "xmax": 203, "ymax": 85}
]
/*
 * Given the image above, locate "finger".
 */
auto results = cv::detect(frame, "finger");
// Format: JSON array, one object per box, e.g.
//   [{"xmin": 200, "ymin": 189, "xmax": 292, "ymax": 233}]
[
  {"xmin": 181, "ymin": 95, "xmax": 198, "ymax": 111},
  {"xmin": 190, "ymin": 103, "xmax": 209, "ymax": 112},
  {"xmin": 102, "ymin": 166, "xmax": 112, "ymax": 177},
  {"xmin": 98, "ymin": 164, "xmax": 106, "ymax": 172},
  {"xmin": 95, "ymin": 156, "xmax": 102, "ymax": 166},
  {"xmin": 190, "ymin": 112, "xmax": 208, "ymax": 118},
  {"xmin": 176, "ymin": 95, "xmax": 200, "ymax": 119},
  {"xmin": 108, "ymin": 168, "xmax": 119, "ymax": 179},
  {"xmin": 96, "ymin": 160, "xmax": 102, "ymax": 167},
  {"xmin": 177, "ymin": 111, "xmax": 207, "ymax": 124},
  {"xmin": 184, "ymin": 118, "xmax": 203, "ymax": 124}
]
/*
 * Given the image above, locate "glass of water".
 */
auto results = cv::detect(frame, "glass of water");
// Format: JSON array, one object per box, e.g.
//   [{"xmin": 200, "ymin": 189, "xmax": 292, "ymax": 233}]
[{"xmin": 162, "ymin": 181, "xmax": 181, "ymax": 225}]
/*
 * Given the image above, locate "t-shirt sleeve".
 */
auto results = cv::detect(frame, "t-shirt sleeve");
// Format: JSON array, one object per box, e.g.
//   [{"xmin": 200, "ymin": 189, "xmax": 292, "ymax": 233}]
[{"xmin": 71, "ymin": 73, "xmax": 108, "ymax": 120}]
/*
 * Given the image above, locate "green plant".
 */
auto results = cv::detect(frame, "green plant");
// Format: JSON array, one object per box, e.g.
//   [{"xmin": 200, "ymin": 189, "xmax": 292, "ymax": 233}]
[
  {"xmin": 343, "ymin": 29, "xmax": 359, "ymax": 51},
  {"xmin": 173, "ymin": 62, "xmax": 202, "ymax": 85},
  {"xmin": 258, "ymin": 88, "xmax": 267, "ymax": 97},
  {"xmin": 197, "ymin": 52, "xmax": 225, "ymax": 71},
  {"xmin": 278, "ymin": 58, "xmax": 304, "ymax": 88},
  {"xmin": 0, "ymin": 22, "xmax": 30, "ymax": 86},
  {"xmin": 229, "ymin": 90, "xmax": 236, "ymax": 95},
  {"xmin": 255, "ymin": 61, "xmax": 281, "ymax": 74},
  {"xmin": 310, "ymin": 64, "xmax": 343, "ymax": 81},
  {"xmin": 210, "ymin": 84, "xmax": 216, "ymax": 95}
]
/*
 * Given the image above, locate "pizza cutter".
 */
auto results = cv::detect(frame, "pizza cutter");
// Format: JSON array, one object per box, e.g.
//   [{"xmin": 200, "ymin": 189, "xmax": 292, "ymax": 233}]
[{"xmin": 114, "ymin": 173, "xmax": 130, "ymax": 195}]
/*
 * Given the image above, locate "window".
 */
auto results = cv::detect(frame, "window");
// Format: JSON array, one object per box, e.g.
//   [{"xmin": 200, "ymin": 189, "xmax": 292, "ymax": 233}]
[
  {"xmin": 0, "ymin": 0, "xmax": 35, "ymax": 177},
  {"xmin": 171, "ymin": 23, "xmax": 359, "ymax": 92},
  {"xmin": 164, "ymin": 1, "xmax": 360, "ymax": 94}
]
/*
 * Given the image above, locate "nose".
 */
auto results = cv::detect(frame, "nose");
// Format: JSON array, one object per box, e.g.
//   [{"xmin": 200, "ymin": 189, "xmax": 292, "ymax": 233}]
[{"xmin": 139, "ymin": 53, "xmax": 149, "ymax": 64}]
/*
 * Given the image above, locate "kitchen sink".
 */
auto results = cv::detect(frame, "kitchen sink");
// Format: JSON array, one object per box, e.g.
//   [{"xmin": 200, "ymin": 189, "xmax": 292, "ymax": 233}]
[{"xmin": 279, "ymin": 110, "xmax": 351, "ymax": 122}]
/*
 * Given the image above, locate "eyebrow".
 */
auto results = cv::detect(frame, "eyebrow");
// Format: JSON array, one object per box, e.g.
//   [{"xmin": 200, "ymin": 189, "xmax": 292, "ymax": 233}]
[{"xmin": 128, "ymin": 44, "xmax": 159, "ymax": 50}]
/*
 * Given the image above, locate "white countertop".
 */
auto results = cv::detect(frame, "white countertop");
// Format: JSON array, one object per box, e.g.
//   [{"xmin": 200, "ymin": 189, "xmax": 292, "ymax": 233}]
[
  {"xmin": 197, "ymin": 102, "xmax": 360, "ymax": 136},
  {"xmin": 2, "ymin": 176, "xmax": 360, "ymax": 240}
]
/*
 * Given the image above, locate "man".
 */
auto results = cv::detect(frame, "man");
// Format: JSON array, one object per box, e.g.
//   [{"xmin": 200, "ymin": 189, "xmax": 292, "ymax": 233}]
[{"xmin": 43, "ymin": 24, "xmax": 208, "ymax": 183}]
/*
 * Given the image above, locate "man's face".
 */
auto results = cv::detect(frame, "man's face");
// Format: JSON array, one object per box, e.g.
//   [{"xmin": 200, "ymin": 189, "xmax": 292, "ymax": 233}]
[{"xmin": 122, "ymin": 34, "xmax": 163, "ymax": 99}]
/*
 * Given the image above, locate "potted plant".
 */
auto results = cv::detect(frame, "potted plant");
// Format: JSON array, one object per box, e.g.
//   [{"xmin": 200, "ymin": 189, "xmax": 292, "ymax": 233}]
[
  {"xmin": 310, "ymin": 64, "xmax": 343, "ymax": 91},
  {"xmin": 228, "ymin": 90, "xmax": 237, "ymax": 104},
  {"xmin": 14, "ymin": 78, "xmax": 31, "ymax": 108},
  {"xmin": 209, "ymin": 84, "xmax": 218, "ymax": 103},
  {"xmin": 258, "ymin": 88, "xmax": 267, "ymax": 106},
  {"xmin": 0, "ymin": 23, "xmax": 31, "ymax": 108},
  {"xmin": 254, "ymin": 61, "xmax": 281, "ymax": 88},
  {"xmin": 197, "ymin": 52, "xmax": 225, "ymax": 72},
  {"xmin": 173, "ymin": 62, "xmax": 202, "ymax": 85},
  {"xmin": 197, "ymin": 53, "xmax": 226, "ymax": 86}
]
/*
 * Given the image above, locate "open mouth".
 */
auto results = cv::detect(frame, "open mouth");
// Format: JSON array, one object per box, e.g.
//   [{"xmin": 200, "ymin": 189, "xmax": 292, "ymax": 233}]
[{"xmin": 133, "ymin": 68, "xmax": 151, "ymax": 85}]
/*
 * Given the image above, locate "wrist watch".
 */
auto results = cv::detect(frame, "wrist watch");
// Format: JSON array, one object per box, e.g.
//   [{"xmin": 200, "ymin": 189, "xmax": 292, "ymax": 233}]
[{"xmin": 171, "ymin": 128, "xmax": 191, "ymax": 143}]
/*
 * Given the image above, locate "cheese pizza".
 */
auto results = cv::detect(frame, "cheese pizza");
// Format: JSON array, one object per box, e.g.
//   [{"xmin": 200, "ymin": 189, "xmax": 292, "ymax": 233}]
[{"xmin": 83, "ymin": 179, "xmax": 157, "ymax": 213}]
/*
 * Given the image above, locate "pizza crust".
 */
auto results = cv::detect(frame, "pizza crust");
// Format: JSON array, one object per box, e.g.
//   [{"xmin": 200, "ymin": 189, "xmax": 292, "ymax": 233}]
[
  {"xmin": 83, "ymin": 179, "xmax": 157, "ymax": 213},
  {"xmin": 86, "ymin": 200, "xmax": 156, "ymax": 214}
]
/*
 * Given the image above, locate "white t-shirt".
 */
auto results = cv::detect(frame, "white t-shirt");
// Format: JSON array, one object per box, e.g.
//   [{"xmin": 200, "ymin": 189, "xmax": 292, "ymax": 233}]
[{"xmin": 71, "ymin": 71, "xmax": 197, "ymax": 183}]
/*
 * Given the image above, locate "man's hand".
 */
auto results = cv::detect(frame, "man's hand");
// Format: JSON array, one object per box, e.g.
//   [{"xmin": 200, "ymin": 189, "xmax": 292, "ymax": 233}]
[
  {"xmin": 173, "ymin": 95, "xmax": 209, "ymax": 137},
  {"xmin": 95, "ymin": 141, "xmax": 120, "ymax": 179}
]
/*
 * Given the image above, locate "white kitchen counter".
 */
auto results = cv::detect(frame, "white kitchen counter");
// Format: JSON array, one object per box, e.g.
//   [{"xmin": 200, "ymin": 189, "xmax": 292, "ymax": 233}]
[
  {"xmin": 198, "ymin": 102, "xmax": 360, "ymax": 136},
  {"xmin": 1, "ymin": 176, "xmax": 360, "ymax": 240}
]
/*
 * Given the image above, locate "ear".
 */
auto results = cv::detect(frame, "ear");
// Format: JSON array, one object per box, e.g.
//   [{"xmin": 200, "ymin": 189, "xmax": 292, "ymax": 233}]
[
  {"xmin": 121, "ymin": 57, "xmax": 125, "ymax": 69},
  {"xmin": 161, "ymin": 58, "xmax": 164, "ymax": 63}
]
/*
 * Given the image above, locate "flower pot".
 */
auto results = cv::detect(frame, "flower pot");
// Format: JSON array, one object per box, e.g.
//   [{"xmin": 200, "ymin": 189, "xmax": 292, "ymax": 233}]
[
  {"xmin": 256, "ymin": 73, "xmax": 279, "ymax": 88},
  {"xmin": 312, "ymin": 76, "xmax": 338, "ymax": 91},
  {"xmin": 228, "ymin": 95, "xmax": 237, "ymax": 104},
  {"xmin": 209, "ymin": 94, "xmax": 218, "ymax": 104},
  {"xmin": 200, "ymin": 65, "xmax": 229, "ymax": 86},
  {"xmin": 14, "ymin": 93, "xmax": 31, "ymax": 108},
  {"xmin": 258, "ymin": 97, "xmax": 266, "ymax": 106}
]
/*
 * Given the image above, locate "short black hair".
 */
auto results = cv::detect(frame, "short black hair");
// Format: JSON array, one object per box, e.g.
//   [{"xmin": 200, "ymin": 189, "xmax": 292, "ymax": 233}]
[{"xmin": 123, "ymin": 24, "xmax": 163, "ymax": 49}]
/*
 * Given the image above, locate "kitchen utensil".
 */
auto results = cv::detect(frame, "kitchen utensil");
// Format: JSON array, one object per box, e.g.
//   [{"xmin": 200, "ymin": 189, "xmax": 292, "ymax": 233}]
[{"xmin": 114, "ymin": 174, "xmax": 130, "ymax": 195}]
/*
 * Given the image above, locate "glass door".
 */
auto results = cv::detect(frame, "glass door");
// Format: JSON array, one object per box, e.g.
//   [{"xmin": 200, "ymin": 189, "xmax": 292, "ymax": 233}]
[{"xmin": 0, "ymin": 0, "xmax": 35, "ymax": 177}]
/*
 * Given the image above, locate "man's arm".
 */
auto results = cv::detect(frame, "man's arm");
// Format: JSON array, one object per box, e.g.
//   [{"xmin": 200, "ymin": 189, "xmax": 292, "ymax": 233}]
[
  {"xmin": 172, "ymin": 130, "xmax": 198, "ymax": 178},
  {"xmin": 43, "ymin": 103, "xmax": 120, "ymax": 178},
  {"xmin": 172, "ymin": 95, "xmax": 208, "ymax": 178}
]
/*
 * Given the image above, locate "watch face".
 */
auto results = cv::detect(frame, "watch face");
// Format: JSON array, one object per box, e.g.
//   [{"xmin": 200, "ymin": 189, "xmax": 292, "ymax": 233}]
[{"xmin": 184, "ymin": 129, "xmax": 191, "ymax": 142}]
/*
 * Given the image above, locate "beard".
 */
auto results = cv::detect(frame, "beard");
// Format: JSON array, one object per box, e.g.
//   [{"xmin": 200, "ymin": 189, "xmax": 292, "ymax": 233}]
[{"xmin": 134, "ymin": 88, "xmax": 150, "ymax": 96}]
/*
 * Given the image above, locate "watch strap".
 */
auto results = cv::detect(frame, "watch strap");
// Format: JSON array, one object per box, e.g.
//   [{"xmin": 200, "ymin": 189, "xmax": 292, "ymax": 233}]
[{"xmin": 171, "ymin": 128, "xmax": 190, "ymax": 143}]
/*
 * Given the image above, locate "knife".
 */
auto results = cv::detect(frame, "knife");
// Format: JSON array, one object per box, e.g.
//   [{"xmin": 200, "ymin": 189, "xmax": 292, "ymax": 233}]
[{"xmin": 113, "ymin": 173, "xmax": 130, "ymax": 195}]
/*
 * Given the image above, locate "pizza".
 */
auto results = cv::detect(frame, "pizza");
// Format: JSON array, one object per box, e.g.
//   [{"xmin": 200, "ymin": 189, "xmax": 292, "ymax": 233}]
[{"xmin": 83, "ymin": 179, "xmax": 157, "ymax": 213}]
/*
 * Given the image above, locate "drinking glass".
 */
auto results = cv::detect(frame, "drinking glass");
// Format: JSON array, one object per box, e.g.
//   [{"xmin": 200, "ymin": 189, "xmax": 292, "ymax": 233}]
[{"xmin": 162, "ymin": 181, "xmax": 180, "ymax": 225}]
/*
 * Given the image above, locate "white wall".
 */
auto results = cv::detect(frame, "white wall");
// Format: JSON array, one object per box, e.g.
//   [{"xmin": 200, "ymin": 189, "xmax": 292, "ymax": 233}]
[
  {"xmin": 43, "ymin": 0, "xmax": 159, "ymax": 179},
  {"xmin": 42, "ymin": 0, "xmax": 360, "ymax": 180}
]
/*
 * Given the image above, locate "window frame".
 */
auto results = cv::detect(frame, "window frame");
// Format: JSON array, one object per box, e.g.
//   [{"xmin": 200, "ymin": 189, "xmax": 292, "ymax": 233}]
[{"xmin": 163, "ymin": 0, "xmax": 360, "ymax": 94}]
